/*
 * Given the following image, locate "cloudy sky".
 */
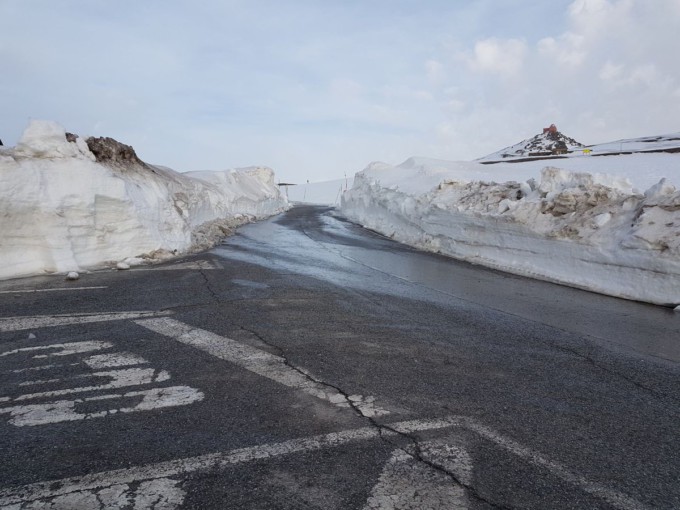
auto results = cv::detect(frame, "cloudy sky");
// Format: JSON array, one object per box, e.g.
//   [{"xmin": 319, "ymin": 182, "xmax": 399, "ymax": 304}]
[{"xmin": 1, "ymin": 0, "xmax": 679, "ymax": 182}]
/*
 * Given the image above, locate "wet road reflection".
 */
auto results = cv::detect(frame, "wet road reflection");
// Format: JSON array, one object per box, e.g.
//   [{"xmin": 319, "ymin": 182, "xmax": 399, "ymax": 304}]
[{"xmin": 214, "ymin": 205, "xmax": 680, "ymax": 363}]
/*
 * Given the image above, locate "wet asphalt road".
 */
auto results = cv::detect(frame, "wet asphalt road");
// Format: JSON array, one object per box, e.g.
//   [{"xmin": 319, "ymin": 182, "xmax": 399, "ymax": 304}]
[{"xmin": 0, "ymin": 205, "xmax": 679, "ymax": 509}]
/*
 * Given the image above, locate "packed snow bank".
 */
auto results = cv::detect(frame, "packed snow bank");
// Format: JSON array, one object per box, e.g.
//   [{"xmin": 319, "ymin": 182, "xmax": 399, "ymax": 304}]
[
  {"xmin": 0, "ymin": 120, "xmax": 289, "ymax": 280},
  {"xmin": 341, "ymin": 157, "xmax": 680, "ymax": 306}
]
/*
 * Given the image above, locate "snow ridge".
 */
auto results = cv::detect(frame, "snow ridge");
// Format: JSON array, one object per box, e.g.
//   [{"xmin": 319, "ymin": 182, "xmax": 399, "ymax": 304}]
[
  {"xmin": 341, "ymin": 158, "xmax": 680, "ymax": 306},
  {"xmin": 0, "ymin": 120, "xmax": 289, "ymax": 280}
]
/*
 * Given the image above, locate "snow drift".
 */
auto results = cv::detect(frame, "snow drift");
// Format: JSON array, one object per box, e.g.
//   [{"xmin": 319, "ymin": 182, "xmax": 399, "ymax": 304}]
[
  {"xmin": 0, "ymin": 120, "xmax": 289, "ymax": 280},
  {"xmin": 341, "ymin": 156, "xmax": 680, "ymax": 306}
]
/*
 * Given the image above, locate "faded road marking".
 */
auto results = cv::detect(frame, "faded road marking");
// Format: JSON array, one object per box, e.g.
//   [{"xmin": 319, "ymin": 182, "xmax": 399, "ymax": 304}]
[
  {"xmin": 0, "ymin": 477, "xmax": 185, "ymax": 510},
  {"xmin": 0, "ymin": 341, "xmax": 112, "ymax": 358},
  {"xmin": 83, "ymin": 352, "xmax": 147, "ymax": 369},
  {"xmin": 0, "ymin": 286, "xmax": 107, "ymax": 295},
  {"xmin": 0, "ymin": 311, "xmax": 172, "ymax": 333},
  {"xmin": 11, "ymin": 363, "xmax": 81, "ymax": 374},
  {"xmin": 465, "ymin": 420, "xmax": 647, "ymax": 510},
  {"xmin": 0, "ymin": 417, "xmax": 462, "ymax": 506},
  {"xmin": 363, "ymin": 441, "xmax": 471, "ymax": 510},
  {"xmin": 1, "ymin": 339, "xmax": 203, "ymax": 428},
  {"xmin": 0, "ymin": 415, "xmax": 649, "ymax": 509},
  {"xmin": 13, "ymin": 368, "xmax": 170, "ymax": 401},
  {"xmin": 0, "ymin": 386, "xmax": 204, "ymax": 427},
  {"xmin": 136, "ymin": 317, "xmax": 389, "ymax": 417}
]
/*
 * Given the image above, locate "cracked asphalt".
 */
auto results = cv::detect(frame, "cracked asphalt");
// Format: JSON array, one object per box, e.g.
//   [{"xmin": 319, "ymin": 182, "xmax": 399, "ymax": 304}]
[{"xmin": 1, "ymin": 205, "xmax": 679, "ymax": 509}]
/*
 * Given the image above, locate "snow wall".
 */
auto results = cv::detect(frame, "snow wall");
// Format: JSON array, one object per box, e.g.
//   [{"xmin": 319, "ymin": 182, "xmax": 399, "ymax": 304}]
[
  {"xmin": 341, "ymin": 158, "xmax": 680, "ymax": 306},
  {"xmin": 0, "ymin": 120, "xmax": 289, "ymax": 280}
]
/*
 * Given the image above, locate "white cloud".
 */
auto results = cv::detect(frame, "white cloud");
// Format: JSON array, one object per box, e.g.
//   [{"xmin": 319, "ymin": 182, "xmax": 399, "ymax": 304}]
[
  {"xmin": 537, "ymin": 32, "xmax": 587, "ymax": 66},
  {"xmin": 464, "ymin": 38, "xmax": 527, "ymax": 76},
  {"xmin": 599, "ymin": 61, "xmax": 624, "ymax": 81},
  {"xmin": 329, "ymin": 79, "xmax": 363, "ymax": 102},
  {"xmin": 425, "ymin": 59, "xmax": 444, "ymax": 83}
]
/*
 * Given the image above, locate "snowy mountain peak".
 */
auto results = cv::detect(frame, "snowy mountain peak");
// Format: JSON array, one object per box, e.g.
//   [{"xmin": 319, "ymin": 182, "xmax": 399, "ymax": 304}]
[{"xmin": 479, "ymin": 125, "xmax": 585, "ymax": 162}]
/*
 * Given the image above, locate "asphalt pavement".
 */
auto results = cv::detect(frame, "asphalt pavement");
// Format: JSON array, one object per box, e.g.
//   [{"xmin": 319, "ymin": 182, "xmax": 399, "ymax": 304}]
[{"xmin": 0, "ymin": 205, "xmax": 679, "ymax": 509}]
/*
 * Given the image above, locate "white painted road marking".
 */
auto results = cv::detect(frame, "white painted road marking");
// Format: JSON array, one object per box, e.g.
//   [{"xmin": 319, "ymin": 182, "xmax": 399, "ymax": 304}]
[
  {"xmin": 0, "ymin": 338, "xmax": 203, "ymax": 427},
  {"xmin": 0, "ymin": 477, "xmax": 185, "ymax": 510},
  {"xmin": 0, "ymin": 311, "xmax": 172, "ymax": 333},
  {"xmin": 0, "ymin": 415, "xmax": 649, "ymax": 510},
  {"xmin": 0, "ymin": 318, "xmax": 651, "ymax": 508},
  {"xmin": 0, "ymin": 286, "xmax": 107, "ymax": 294},
  {"xmin": 0, "ymin": 386, "xmax": 204, "ymax": 427},
  {"xmin": 0, "ymin": 341, "xmax": 113, "ymax": 358},
  {"xmin": 464, "ymin": 420, "xmax": 646, "ymax": 510},
  {"xmin": 13, "ymin": 368, "xmax": 170, "ymax": 401},
  {"xmin": 0, "ymin": 417, "xmax": 462, "ymax": 507},
  {"xmin": 83, "ymin": 352, "xmax": 147, "ymax": 369},
  {"xmin": 136, "ymin": 317, "xmax": 390, "ymax": 417},
  {"xmin": 363, "ymin": 441, "xmax": 471, "ymax": 510},
  {"xmin": 10, "ymin": 362, "xmax": 81, "ymax": 374}
]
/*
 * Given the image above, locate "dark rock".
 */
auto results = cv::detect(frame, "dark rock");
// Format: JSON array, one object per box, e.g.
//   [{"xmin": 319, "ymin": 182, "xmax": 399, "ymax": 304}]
[{"xmin": 85, "ymin": 136, "xmax": 148, "ymax": 167}]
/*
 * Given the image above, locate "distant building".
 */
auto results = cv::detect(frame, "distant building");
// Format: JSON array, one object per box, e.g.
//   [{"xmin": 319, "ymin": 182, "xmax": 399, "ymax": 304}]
[{"xmin": 543, "ymin": 124, "xmax": 558, "ymax": 134}]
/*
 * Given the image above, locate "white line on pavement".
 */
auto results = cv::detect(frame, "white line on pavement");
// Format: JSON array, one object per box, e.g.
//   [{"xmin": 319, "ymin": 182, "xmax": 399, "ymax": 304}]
[
  {"xmin": 0, "ymin": 287, "xmax": 107, "ymax": 294},
  {"xmin": 0, "ymin": 417, "xmax": 462, "ymax": 506},
  {"xmin": 464, "ymin": 420, "xmax": 647, "ymax": 510},
  {"xmin": 136, "ymin": 317, "xmax": 390, "ymax": 417},
  {"xmin": 10, "ymin": 362, "xmax": 81, "ymax": 374},
  {"xmin": 0, "ymin": 311, "xmax": 172, "ymax": 333},
  {"xmin": 0, "ymin": 412, "xmax": 649, "ymax": 509},
  {"xmin": 0, "ymin": 385, "xmax": 204, "ymax": 427},
  {"xmin": 0, "ymin": 414, "xmax": 648, "ymax": 510},
  {"xmin": 11, "ymin": 368, "xmax": 170, "ymax": 401},
  {"xmin": 83, "ymin": 352, "xmax": 148, "ymax": 369},
  {"xmin": 1, "ymin": 341, "xmax": 113, "ymax": 358}
]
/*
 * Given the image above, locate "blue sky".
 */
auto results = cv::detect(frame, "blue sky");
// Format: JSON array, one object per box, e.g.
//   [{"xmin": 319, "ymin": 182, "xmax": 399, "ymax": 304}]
[{"xmin": 1, "ymin": 0, "xmax": 679, "ymax": 182}]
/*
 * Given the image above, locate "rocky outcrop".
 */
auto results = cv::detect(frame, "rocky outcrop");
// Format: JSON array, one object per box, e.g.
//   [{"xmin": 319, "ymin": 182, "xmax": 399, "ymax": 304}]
[{"xmin": 86, "ymin": 136, "xmax": 148, "ymax": 168}]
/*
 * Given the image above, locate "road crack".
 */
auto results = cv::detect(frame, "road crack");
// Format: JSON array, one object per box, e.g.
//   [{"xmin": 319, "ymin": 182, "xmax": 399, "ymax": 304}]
[
  {"xmin": 197, "ymin": 263, "xmax": 221, "ymax": 305},
  {"xmin": 238, "ymin": 324, "xmax": 512, "ymax": 510}
]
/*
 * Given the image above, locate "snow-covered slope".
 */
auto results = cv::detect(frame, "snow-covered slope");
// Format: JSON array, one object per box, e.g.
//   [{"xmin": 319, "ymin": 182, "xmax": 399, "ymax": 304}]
[
  {"xmin": 583, "ymin": 132, "xmax": 680, "ymax": 155},
  {"xmin": 479, "ymin": 127, "xmax": 584, "ymax": 161},
  {"xmin": 341, "ymin": 152, "xmax": 680, "ymax": 306},
  {"xmin": 0, "ymin": 120, "xmax": 289, "ymax": 280},
  {"xmin": 480, "ymin": 129, "xmax": 680, "ymax": 162}
]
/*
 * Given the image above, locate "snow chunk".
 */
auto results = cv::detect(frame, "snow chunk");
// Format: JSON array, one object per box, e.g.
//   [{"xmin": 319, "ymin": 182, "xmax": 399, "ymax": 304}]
[
  {"xmin": 14, "ymin": 120, "xmax": 95, "ymax": 161},
  {"xmin": 65, "ymin": 272, "xmax": 80, "ymax": 280},
  {"xmin": 644, "ymin": 178, "xmax": 676, "ymax": 199}
]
